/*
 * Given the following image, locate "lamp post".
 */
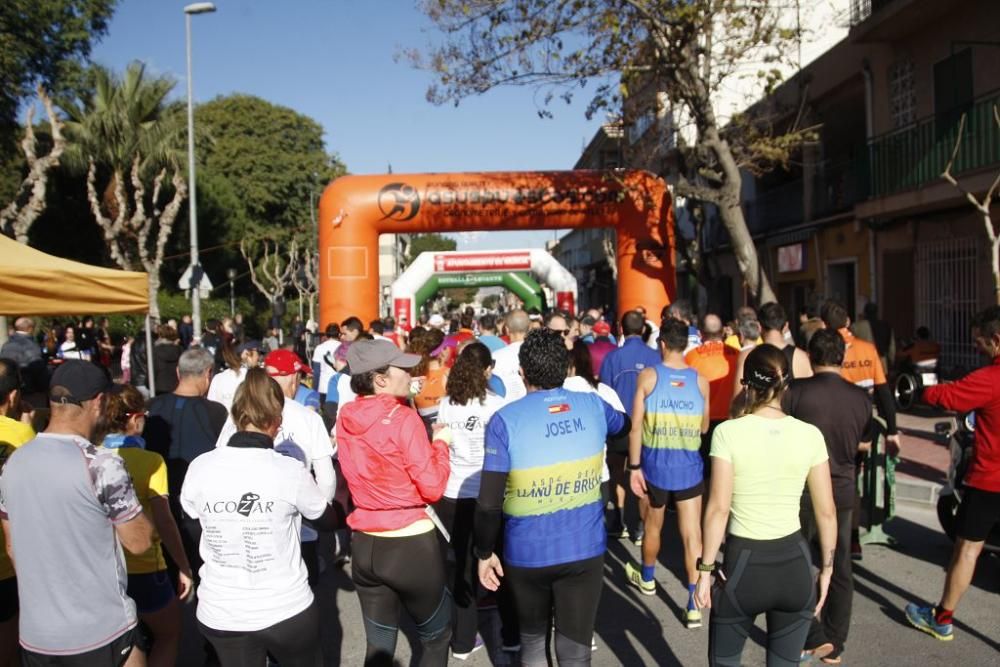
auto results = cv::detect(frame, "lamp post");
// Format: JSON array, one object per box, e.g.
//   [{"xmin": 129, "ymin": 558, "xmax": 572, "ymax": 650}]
[
  {"xmin": 184, "ymin": 2, "xmax": 216, "ymax": 341},
  {"xmin": 226, "ymin": 267, "xmax": 237, "ymax": 317}
]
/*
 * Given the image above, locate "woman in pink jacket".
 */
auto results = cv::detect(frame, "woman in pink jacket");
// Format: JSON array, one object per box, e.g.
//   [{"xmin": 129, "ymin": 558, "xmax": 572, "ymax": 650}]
[{"xmin": 336, "ymin": 340, "xmax": 452, "ymax": 666}]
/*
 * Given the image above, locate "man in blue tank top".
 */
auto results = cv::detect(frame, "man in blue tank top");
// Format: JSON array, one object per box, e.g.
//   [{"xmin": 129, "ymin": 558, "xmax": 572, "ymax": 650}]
[
  {"xmin": 625, "ymin": 318, "xmax": 710, "ymax": 629},
  {"xmin": 474, "ymin": 329, "xmax": 629, "ymax": 666}
]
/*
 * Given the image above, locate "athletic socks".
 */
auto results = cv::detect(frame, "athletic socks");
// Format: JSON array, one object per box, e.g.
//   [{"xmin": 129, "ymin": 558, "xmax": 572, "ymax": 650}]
[
  {"xmin": 687, "ymin": 584, "xmax": 697, "ymax": 611},
  {"xmin": 934, "ymin": 606, "xmax": 954, "ymax": 625},
  {"xmin": 641, "ymin": 564, "xmax": 655, "ymax": 583}
]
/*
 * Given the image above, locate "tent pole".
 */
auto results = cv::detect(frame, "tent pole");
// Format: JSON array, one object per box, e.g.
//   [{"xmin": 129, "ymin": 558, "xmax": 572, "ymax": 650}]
[{"xmin": 146, "ymin": 315, "xmax": 156, "ymax": 397}]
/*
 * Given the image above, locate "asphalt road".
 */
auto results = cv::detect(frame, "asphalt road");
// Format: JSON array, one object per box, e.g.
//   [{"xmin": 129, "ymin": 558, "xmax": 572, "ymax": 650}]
[{"xmin": 176, "ymin": 503, "xmax": 999, "ymax": 666}]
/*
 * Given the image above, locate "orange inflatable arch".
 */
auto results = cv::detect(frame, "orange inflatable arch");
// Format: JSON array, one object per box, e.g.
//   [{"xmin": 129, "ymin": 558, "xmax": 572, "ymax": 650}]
[{"xmin": 317, "ymin": 170, "xmax": 676, "ymax": 326}]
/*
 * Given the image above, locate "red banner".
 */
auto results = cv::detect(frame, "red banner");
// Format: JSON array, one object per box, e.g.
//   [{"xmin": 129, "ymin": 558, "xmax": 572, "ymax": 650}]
[
  {"xmin": 433, "ymin": 252, "xmax": 532, "ymax": 273},
  {"xmin": 393, "ymin": 298, "xmax": 412, "ymax": 327},
  {"xmin": 556, "ymin": 291, "xmax": 575, "ymax": 315}
]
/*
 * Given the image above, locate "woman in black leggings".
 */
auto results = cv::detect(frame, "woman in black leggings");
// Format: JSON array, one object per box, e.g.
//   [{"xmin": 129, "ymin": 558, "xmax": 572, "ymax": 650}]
[
  {"xmin": 335, "ymin": 340, "xmax": 453, "ymax": 666},
  {"xmin": 695, "ymin": 345, "xmax": 837, "ymax": 667}
]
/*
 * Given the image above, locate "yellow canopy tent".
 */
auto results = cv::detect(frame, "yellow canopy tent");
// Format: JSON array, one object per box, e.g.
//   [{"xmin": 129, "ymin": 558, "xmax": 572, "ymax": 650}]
[
  {"xmin": 0, "ymin": 235, "xmax": 159, "ymax": 393},
  {"xmin": 0, "ymin": 234, "xmax": 148, "ymax": 315}
]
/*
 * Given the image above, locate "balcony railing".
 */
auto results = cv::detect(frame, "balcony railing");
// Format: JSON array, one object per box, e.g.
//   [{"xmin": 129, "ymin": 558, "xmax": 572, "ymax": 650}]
[
  {"xmin": 741, "ymin": 158, "xmax": 867, "ymax": 235},
  {"xmin": 866, "ymin": 90, "xmax": 1000, "ymax": 199}
]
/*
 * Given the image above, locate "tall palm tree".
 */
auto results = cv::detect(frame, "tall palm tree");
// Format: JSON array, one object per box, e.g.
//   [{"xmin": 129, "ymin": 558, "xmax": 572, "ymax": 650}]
[{"xmin": 60, "ymin": 61, "xmax": 187, "ymax": 322}]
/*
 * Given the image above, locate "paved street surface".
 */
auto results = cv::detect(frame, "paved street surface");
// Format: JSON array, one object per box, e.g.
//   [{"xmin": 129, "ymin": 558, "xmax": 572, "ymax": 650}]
[{"xmin": 176, "ymin": 501, "xmax": 998, "ymax": 666}]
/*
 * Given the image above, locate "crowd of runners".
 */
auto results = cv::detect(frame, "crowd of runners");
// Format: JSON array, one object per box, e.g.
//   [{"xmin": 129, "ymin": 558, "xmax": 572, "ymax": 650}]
[{"xmin": 0, "ymin": 297, "xmax": 996, "ymax": 667}]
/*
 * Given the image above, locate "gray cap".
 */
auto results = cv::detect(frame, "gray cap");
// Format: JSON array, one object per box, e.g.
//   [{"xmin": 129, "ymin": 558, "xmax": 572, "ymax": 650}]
[{"xmin": 346, "ymin": 339, "xmax": 422, "ymax": 376}]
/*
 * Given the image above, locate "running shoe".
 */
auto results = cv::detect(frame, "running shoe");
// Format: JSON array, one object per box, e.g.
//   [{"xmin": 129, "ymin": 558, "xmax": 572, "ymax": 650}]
[
  {"xmin": 452, "ymin": 634, "xmax": 486, "ymax": 660},
  {"xmin": 591, "ymin": 636, "xmax": 598, "ymax": 652},
  {"xmin": 685, "ymin": 608, "xmax": 702, "ymax": 629},
  {"xmin": 905, "ymin": 604, "xmax": 953, "ymax": 641},
  {"xmin": 633, "ymin": 524, "xmax": 645, "ymax": 547},
  {"xmin": 624, "ymin": 562, "xmax": 656, "ymax": 596}
]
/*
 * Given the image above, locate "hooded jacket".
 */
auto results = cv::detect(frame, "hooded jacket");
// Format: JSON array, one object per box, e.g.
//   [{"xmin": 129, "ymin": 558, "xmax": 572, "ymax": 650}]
[{"xmin": 336, "ymin": 393, "xmax": 450, "ymax": 532}]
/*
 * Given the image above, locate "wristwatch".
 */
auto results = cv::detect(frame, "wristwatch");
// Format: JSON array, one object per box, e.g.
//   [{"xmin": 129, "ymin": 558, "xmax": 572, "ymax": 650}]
[
  {"xmin": 626, "ymin": 462, "xmax": 641, "ymax": 471},
  {"xmin": 696, "ymin": 558, "xmax": 717, "ymax": 573}
]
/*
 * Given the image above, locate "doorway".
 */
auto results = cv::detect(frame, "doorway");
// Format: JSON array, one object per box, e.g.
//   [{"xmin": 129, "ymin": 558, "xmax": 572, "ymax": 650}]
[{"xmin": 826, "ymin": 259, "xmax": 857, "ymax": 318}]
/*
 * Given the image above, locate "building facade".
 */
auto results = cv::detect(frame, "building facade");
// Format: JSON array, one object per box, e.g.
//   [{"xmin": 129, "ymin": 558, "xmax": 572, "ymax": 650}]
[{"xmin": 717, "ymin": 0, "xmax": 1000, "ymax": 370}]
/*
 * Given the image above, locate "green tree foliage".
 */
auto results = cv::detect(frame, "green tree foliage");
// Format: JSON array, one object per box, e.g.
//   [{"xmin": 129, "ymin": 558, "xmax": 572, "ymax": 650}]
[
  {"xmin": 0, "ymin": 0, "xmax": 117, "ymax": 158},
  {"xmin": 194, "ymin": 94, "xmax": 346, "ymax": 241},
  {"xmin": 413, "ymin": 0, "xmax": 816, "ymax": 303},
  {"xmin": 404, "ymin": 232, "xmax": 456, "ymax": 268},
  {"xmin": 61, "ymin": 62, "xmax": 183, "ymax": 177},
  {"xmin": 59, "ymin": 62, "xmax": 187, "ymax": 321}
]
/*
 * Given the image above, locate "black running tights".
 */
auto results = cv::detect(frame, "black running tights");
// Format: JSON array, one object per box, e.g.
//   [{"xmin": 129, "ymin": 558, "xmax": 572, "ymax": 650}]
[
  {"xmin": 708, "ymin": 532, "xmax": 815, "ymax": 667},
  {"xmin": 351, "ymin": 529, "xmax": 452, "ymax": 666}
]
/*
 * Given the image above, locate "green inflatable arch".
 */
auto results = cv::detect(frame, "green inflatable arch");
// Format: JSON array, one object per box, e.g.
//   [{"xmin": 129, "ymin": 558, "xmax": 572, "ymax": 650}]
[{"xmin": 414, "ymin": 271, "xmax": 545, "ymax": 312}]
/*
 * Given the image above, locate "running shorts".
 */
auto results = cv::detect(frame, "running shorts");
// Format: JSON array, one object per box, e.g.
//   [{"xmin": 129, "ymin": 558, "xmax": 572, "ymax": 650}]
[
  {"xmin": 955, "ymin": 486, "xmax": 1000, "ymax": 542},
  {"xmin": 647, "ymin": 480, "xmax": 703, "ymax": 509},
  {"xmin": 126, "ymin": 570, "xmax": 175, "ymax": 614},
  {"xmin": 21, "ymin": 628, "xmax": 135, "ymax": 667}
]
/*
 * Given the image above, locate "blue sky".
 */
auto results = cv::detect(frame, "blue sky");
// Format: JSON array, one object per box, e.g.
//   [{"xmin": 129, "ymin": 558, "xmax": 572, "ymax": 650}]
[{"xmin": 89, "ymin": 0, "xmax": 607, "ymax": 250}]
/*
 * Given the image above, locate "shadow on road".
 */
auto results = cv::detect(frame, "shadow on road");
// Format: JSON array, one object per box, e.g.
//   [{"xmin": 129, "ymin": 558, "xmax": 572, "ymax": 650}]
[
  {"xmin": 601, "ymin": 541, "xmax": 686, "ymax": 666},
  {"xmin": 853, "ymin": 565, "xmax": 1000, "ymax": 654},
  {"xmin": 883, "ymin": 515, "xmax": 1000, "ymax": 593}
]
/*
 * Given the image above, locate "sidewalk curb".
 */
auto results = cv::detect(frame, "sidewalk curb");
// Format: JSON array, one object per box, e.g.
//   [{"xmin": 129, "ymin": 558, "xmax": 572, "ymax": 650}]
[{"xmin": 896, "ymin": 476, "xmax": 941, "ymax": 507}]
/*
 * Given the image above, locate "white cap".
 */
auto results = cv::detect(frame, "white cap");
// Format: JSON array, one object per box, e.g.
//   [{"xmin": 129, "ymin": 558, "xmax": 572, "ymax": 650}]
[{"xmin": 428, "ymin": 314, "xmax": 445, "ymax": 328}]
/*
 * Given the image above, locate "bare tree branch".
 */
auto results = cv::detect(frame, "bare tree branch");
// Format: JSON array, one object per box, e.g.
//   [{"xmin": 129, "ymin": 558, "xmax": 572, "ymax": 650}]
[
  {"xmin": 0, "ymin": 86, "xmax": 66, "ymax": 243},
  {"xmin": 941, "ymin": 106, "xmax": 1000, "ymax": 303}
]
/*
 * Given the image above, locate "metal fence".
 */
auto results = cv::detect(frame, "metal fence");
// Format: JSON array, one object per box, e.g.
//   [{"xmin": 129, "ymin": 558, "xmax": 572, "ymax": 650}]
[{"xmin": 915, "ymin": 237, "xmax": 980, "ymax": 371}]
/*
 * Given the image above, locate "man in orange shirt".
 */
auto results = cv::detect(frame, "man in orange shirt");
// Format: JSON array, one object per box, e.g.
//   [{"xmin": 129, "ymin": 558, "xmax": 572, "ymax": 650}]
[{"xmin": 684, "ymin": 314, "xmax": 739, "ymax": 474}]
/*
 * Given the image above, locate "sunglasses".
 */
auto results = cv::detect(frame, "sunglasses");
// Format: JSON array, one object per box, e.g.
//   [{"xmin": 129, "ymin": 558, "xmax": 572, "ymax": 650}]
[{"xmin": 550, "ymin": 329, "xmax": 571, "ymax": 337}]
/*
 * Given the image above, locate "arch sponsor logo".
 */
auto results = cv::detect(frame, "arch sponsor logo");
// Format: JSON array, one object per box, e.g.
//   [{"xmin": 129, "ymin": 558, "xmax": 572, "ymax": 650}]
[
  {"xmin": 378, "ymin": 181, "xmax": 627, "ymax": 224},
  {"xmin": 377, "ymin": 182, "xmax": 421, "ymax": 221}
]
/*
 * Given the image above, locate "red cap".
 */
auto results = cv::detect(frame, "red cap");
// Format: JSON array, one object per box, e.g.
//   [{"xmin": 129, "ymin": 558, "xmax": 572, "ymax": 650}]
[
  {"xmin": 264, "ymin": 349, "xmax": 311, "ymax": 376},
  {"xmin": 593, "ymin": 321, "xmax": 611, "ymax": 336}
]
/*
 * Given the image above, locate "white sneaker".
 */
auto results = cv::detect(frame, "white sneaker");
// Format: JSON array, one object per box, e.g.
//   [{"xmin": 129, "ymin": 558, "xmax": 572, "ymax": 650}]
[{"xmin": 452, "ymin": 634, "xmax": 485, "ymax": 661}]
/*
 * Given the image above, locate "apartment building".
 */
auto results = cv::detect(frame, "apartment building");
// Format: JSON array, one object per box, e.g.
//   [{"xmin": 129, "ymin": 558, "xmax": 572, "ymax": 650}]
[{"xmin": 723, "ymin": 0, "xmax": 1000, "ymax": 369}]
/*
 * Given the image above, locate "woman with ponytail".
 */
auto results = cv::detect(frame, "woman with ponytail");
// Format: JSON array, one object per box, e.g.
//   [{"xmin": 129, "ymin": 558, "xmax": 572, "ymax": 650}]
[{"xmin": 695, "ymin": 344, "xmax": 837, "ymax": 666}]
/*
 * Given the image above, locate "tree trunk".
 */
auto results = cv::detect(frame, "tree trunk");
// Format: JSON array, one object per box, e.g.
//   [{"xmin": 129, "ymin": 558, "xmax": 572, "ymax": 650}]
[
  {"xmin": 148, "ymin": 271, "xmax": 161, "ymax": 324},
  {"xmin": 716, "ymin": 200, "xmax": 777, "ymax": 305},
  {"xmin": 704, "ymin": 119, "xmax": 778, "ymax": 306}
]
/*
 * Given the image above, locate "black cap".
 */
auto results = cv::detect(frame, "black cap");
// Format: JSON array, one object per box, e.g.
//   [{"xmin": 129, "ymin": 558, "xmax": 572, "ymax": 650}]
[{"xmin": 49, "ymin": 361, "xmax": 112, "ymax": 406}]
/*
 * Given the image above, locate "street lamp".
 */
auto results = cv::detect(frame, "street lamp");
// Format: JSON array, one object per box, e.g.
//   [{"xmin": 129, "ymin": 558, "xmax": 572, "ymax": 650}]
[
  {"xmin": 226, "ymin": 267, "xmax": 237, "ymax": 318},
  {"xmin": 184, "ymin": 1, "xmax": 216, "ymax": 341}
]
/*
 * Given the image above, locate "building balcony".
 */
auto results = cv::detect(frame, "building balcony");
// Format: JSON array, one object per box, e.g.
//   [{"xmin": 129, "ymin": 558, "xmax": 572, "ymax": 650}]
[
  {"xmin": 866, "ymin": 89, "xmax": 1000, "ymax": 199},
  {"xmin": 741, "ymin": 158, "xmax": 866, "ymax": 236}
]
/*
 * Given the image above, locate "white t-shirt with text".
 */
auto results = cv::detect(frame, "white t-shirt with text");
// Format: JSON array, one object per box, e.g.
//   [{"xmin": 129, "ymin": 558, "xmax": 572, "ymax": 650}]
[
  {"xmin": 436, "ymin": 392, "xmax": 508, "ymax": 499},
  {"xmin": 180, "ymin": 445, "xmax": 328, "ymax": 632}
]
